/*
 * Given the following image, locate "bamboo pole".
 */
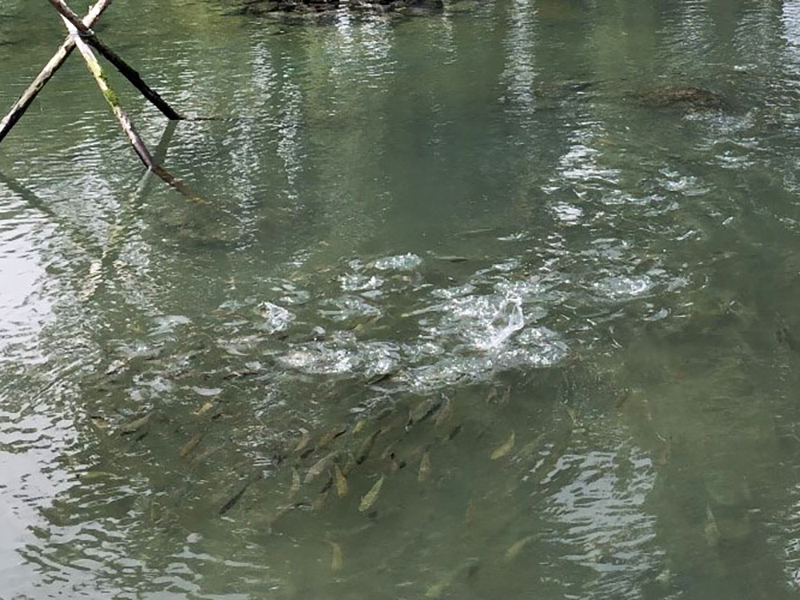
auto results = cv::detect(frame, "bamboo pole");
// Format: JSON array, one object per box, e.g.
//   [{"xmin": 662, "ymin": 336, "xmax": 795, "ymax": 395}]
[
  {"xmin": 61, "ymin": 17, "xmax": 204, "ymax": 202},
  {"xmin": 47, "ymin": 0, "xmax": 185, "ymax": 121},
  {"xmin": 0, "ymin": 0, "xmax": 112, "ymax": 145}
]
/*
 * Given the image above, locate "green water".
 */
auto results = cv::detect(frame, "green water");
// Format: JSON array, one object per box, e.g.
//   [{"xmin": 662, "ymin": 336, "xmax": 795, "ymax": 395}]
[{"xmin": 3, "ymin": 0, "xmax": 800, "ymax": 597}]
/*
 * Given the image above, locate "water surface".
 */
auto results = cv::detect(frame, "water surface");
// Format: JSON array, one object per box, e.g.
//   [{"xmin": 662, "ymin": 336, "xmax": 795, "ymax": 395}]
[{"xmin": 3, "ymin": 0, "xmax": 800, "ymax": 598}]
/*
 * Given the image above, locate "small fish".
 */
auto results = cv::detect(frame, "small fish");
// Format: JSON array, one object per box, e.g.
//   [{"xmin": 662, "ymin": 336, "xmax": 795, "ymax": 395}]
[
  {"xmin": 465, "ymin": 499, "xmax": 476, "ymax": 525},
  {"xmin": 334, "ymin": 464, "xmax": 349, "ymax": 498},
  {"xmin": 704, "ymin": 504, "xmax": 720, "ymax": 547},
  {"xmin": 313, "ymin": 488, "xmax": 330, "ymax": 512},
  {"xmin": 119, "ymin": 412, "xmax": 152, "ymax": 435},
  {"xmin": 434, "ymin": 398, "xmax": 453, "ymax": 429},
  {"xmin": 381, "ymin": 442, "xmax": 398, "ymax": 460},
  {"xmin": 79, "ymin": 471, "xmax": 116, "ymax": 481},
  {"xmin": 193, "ymin": 401, "xmax": 215, "ymax": 416},
  {"xmin": 513, "ymin": 433, "xmax": 546, "ymax": 462},
  {"xmin": 328, "ymin": 540, "xmax": 343, "ymax": 573},
  {"xmin": 353, "ymin": 419, "xmax": 367, "ymax": 434},
  {"xmin": 219, "ymin": 472, "xmax": 261, "ymax": 516},
  {"xmin": 485, "ymin": 387, "xmax": 498, "ymax": 404},
  {"xmin": 407, "ymin": 397, "xmax": 443, "ymax": 431},
  {"xmin": 366, "ymin": 371, "xmax": 394, "ymax": 386},
  {"xmin": 490, "ymin": 431, "xmax": 515, "ymax": 460},
  {"xmin": 318, "ymin": 425, "xmax": 348, "ymax": 449},
  {"xmin": 458, "ymin": 226, "xmax": 496, "ymax": 238},
  {"xmin": 288, "ymin": 467, "xmax": 301, "ymax": 500},
  {"xmin": 179, "ymin": 433, "xmax": 203, "ymax": 458},
  {"xmin": 89, "ymin": 416, "xmax": 107, "ymax": 431},
  {"xmin": 565, "ymin": 405, "xmax": 578, "ymax": 427},
  {"xmin": 341, "ymin": 453, "xmax": 357, "ymax": 476},
  {"xmin": 499, "ymin": 386, "xmax": 511, "ymax": 406},
  {"xmin": 359, "ymin": 475, "xmax": 385, "ymax": 512},
  {"xmin": 432, "ymin": 254, "xmax": 468, "ymax": 263},
  {"xmin": 305, "ymin": 451, "xmax": 338, "ymax": 484},
  {"xmin": 656, "ymin": 433, "xmax": 672, "ymax": 466},
  {"xmin": 356, "ymin": 428, "xmax": 381, "ymax": 464},
  {"xmin": 776, "ymin": 313, "xmax": 800, "ymax": 352},
  {"xmin": 614, "ymin": 387, "xmax": 632, "ymax": 409},
  {"xmin": 105, "ymin": 359, "xmax": 128, "ymax": 376},
  {"xmin": 418, "ymin": 451, "xmax": 432, "ymax": 483},
  {"xmin": 425, "ymin": 565, "xmax": 462, "ymax": 599},
  {"xmin": 294, "ymin": 430, "xmax": 313, "ymax": 454},
  {"xmin": 447, "ymin": 424, "xmax": 463, "ymax": 441},
  {"xmin": 504, "ymin": 535, "xmax": 535, "ymax": 561}
]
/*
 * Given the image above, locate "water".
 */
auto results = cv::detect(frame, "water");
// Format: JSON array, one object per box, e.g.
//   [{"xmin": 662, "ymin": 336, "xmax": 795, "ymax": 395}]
[{"xmin": 2, "ymin": 0, "xmax": 800, "ymax": 597}]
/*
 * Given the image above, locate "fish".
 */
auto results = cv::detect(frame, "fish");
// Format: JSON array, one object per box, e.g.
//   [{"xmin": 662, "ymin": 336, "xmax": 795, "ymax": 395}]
[
  {"xmin": 359, "ymin": 475, "xmax": 385, "ymax": 512},
  {"xmin": 356, "ymin": 429, "xmax": 381, "ymax": 464},
  {"xmin": 458, "ymin": 227, "xmax": 497, "ymax": 238},
  {"xmin": 499, "ymin": 386, "xmax": 511, "ymax": 406},
  {"xmin": 776, "ymin": 313, "xmax": 800, "ymax": 352},
  {"xmin": 704, "ymin": 504, "xmax": 720, "ymax": 547},
  {"xmin": 179, "ymin": 433, "xmax": 203, "ymax": 458},
  {"xmin": 490, "ymin": 431, "xmax": 515, "ymax": 460},
  {"xmin": 431, "ymin": 255, "xmax": 468, "ymax": 263},
  {"xmin": 418, "ymin": 451, "xmax": 432, "ymax": 483},
  {"xmin": 353, "ymin": 419, "xmax": 367, "ymax": 434},
  {"xmin": 434, "ymin": 398, "xmax": 453, "ymax": 429},
  {"xmin": 447, "ymin": 424, "xmax": 463, "ymax": 441},
  {"xmin": 89, "ymin": 416, "xmax": 107, "ymax": 431},
  {"xmin": 334, "ymin": 464, "xmax": 349, "ymax": 498},
  {"xmin": 425, "ymin": 574, "xmax": 454, "ymax": 599},
  {"xmin": 564, "ymin": 405, "xmax": 578, "ymax": 427},
  {"xmin": 425, "ymin": 561, "xmax": 476, "ymax": 599},
  {"xmin": 313, "ymin": 488, "xmax": 330, "ymax": 512},
  {"xmin": 119, "ymin": 412, "xmax": 152, "ymax": 435},
  {"xmin": 105, "ymin": 358, "xmax": 128, "ymax": 376},
  {"xmin": 219, "ymin": 472, "xmax": 261, "ymax": 516},
  {"xmin": 504, "ymin": 535, "xmax": 535, "ymax": 561},
  {"xmin": 305, "ymin": 451, "xmax": 338, "ymax": 484},
  {"xmin": 406, "ymin": 397, "xmax": 444, "ymax": 431},
  {"xmin": 341, "ymin": 453, "xmax": 357, "ymax": 476},
  {"xmin": 294, "ymin": 430, "xmax": 313, "ymax": 454},
  {"xmin": 318, "ymin": 425, "xmax": 348, "ymax": 449},
  {"xmin": 513, "ymin": 433, "xmax": 546, "ymax": 462},
  {"xmin": 79, "ymin": 470, "xmax": 117, "ymax": 481},
  {"xmin": 288, "ymin": 467, "xmax": 301, "ymax": 501},
  {"xmin": 328, "ymin": 540, "xmax": 343, "ymax": 573},
  {"xmin": 656, "ymin": 433, "xmax": 672, "ymax": 466},
  {"xmin": 366, "ymin": 371, "xmax": 395, "ymax": 386},
  {"xmin": 193, "ymin": 401, "xmax": 215, "ymax": 416},
  {"xmin": 465, "ymin": 499, "xmax": 476, "ymax": 525},
  {"xmin": 485, "ymin": 387, "xmax": 498, "ymax": 404}
]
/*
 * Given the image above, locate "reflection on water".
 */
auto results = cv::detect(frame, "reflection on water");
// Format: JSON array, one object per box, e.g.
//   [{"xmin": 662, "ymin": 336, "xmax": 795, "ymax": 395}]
[{"xmin": 3, "ymin": 0, "xmax": 800, "ymax": 597}]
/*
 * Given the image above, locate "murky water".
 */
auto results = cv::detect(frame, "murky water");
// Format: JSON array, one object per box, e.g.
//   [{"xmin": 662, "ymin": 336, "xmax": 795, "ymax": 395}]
[{"xmin": 4, "ymin": 0, "xmax": 800, "ymax": 597}]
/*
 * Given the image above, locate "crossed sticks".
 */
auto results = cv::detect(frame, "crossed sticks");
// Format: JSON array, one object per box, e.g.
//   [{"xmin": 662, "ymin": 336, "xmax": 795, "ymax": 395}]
[{"xmin": 0, "ymin": 0, "xmax": 204, "ymax": 200}]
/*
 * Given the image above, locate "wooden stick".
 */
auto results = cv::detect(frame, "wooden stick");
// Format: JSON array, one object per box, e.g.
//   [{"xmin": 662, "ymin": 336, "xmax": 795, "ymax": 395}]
[
  {"xmin": 0, "ymin": 0, "xmax": 112, "ymax": 145},
  {"xmin": 47, "ymin": 0, "xmax": 185, "ymax": 121},
  {"xmin": 62, "ymin": 16, "xmax": 204, "ymax": 202}
]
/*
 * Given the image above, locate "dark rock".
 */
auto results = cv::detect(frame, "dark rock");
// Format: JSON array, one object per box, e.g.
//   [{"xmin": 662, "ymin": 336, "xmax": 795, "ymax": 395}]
[{"xmin": 636, "ymin": 86, "xmax": 725, "ymax": 111}]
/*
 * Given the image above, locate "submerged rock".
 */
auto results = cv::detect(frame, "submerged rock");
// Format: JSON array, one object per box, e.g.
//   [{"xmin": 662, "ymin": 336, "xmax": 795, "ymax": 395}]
[
  {"xmin": 636, "ymin": 85, "xmax": 725, "ymax": 111},
  {"xmin": 229, "ymin": 0, "xmax": 443, "ymax": 16}
]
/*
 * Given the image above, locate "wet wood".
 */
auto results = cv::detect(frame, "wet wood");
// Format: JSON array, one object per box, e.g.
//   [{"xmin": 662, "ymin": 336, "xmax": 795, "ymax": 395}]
[
  {"xmin": 47, "ymin": 0, "xmax": 185, "ymax": 121},
  {"xmin": 64, "ymin": 18, "xmax": 155, "ymax": 168},
  {"xmin": 61, "ymin": 16, "xmax": 204, "ymax": 202},
  {"xmin": 0, "ymin": 0, "xmax": 112, "ymax": 145}
]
